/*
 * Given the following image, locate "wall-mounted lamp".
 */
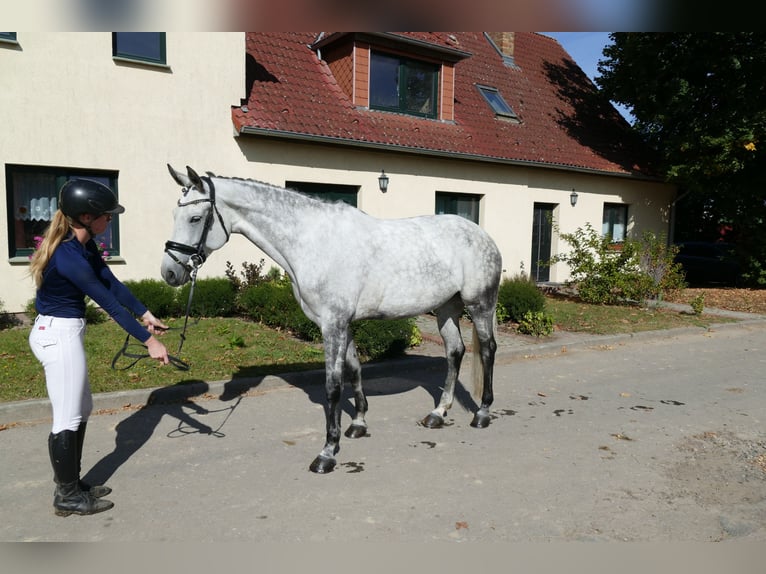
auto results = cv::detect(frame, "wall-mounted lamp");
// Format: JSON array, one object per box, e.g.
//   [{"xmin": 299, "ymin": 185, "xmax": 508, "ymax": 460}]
[
  {"xmin": 570, "ymin": 189, "xmax": 579, "ymax": 207},
  {"xmin": 378, "ymin": 170, "xmax": 389, "ymax": 193}
]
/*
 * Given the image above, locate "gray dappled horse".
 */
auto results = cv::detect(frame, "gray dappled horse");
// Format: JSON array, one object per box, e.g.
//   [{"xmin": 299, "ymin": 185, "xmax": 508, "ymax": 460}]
[{"xmin": 161, "ymin": 165, "xmax": 502, "ymax": 473}]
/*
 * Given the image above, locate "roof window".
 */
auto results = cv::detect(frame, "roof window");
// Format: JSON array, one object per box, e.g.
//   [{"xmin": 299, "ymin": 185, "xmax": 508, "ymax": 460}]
[{"xmin": 476, "ymin": 84, "xmax": 518, "ymax": 120}]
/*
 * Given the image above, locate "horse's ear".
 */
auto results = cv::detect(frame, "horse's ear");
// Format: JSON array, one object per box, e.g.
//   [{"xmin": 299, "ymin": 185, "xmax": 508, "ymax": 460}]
[
  {"xmin": 167, "ymin": 164, "xmax": 190, "ymax": 188},
  {"xmin": 186, "ymin": 166, "xmax": 206, "ymax": 193}
]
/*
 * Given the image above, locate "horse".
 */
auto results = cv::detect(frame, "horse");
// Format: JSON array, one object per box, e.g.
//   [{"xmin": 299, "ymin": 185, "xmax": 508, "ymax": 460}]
[{"xmin": 161, "ymin": 165, "xmax": 502, "ymax": 474}]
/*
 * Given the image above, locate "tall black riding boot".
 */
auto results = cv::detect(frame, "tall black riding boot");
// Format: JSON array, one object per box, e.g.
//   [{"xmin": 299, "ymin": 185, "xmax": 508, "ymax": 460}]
[
  {"xmin": 75, "ymin": 422, "xmax": 111, "ymax": 498},
  {"xmin": 48, "ymin": 430, "xmax": 114, "ymax": 517}
]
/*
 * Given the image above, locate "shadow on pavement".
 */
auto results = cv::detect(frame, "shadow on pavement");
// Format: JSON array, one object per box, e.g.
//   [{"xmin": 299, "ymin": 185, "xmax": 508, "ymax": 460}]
[{"xmin": 82, "ymin": 354, "xmax": 476, "ymax": 485}]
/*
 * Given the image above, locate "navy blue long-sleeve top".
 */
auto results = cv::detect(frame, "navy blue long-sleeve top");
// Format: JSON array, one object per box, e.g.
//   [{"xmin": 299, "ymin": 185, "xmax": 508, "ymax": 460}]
[{"xmin": 35, "ymin": 235, "xmax": 152, "ymax": 343}]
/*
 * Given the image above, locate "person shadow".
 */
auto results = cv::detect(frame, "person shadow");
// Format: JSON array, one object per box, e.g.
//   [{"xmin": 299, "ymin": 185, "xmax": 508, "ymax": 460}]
[{"xmin": 82, "ymin": 379, "xmax": 220, "ymax": 487}]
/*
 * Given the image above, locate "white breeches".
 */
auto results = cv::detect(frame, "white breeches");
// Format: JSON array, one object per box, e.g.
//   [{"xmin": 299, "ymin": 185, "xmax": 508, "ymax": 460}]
[{"xmin": 29, "ymin": 315, "xmax": 92, "ymax": 433}]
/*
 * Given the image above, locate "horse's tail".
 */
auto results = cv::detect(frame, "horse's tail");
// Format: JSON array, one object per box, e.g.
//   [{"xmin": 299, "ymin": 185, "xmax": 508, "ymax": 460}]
[{"xmin": 471, "ymin": 311, "xmax": 497, "ymax": 402}]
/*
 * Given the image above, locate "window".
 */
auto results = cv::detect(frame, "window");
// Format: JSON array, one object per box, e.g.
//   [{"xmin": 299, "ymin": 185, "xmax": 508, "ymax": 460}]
[
  {"xmin": 602, "ymin": 203, "xmax": 629, "ymax": 242},
  {"xmin": 477, "ymin": 85, "xmax": 518, "ymax": 120},
  {"xmin": 112, "ymin": 32, "xmax": 166, "ymax": 65},
  {"xmin": 370, "ymin": 52, "xmax": 438, "ymax": 118},
  {"xmin": 286, "ymin": 181, "xmax": 358, "ymax": 207},
  {"xmin": 6, "ymin": 165, "xmax": 120, "ymax": 260},
  {"xmin": 0, "ymin": 33, "xmax": 17, "ymax": 43},
  {"xmin": 435, "ymin": 192, "xmax": 481, "ymax": 224}
]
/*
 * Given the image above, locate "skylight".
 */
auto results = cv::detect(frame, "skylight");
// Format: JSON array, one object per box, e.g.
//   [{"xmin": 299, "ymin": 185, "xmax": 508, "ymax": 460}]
[{"xmin": 476, "ymin": 85, "xmax": 518, "ymax": 119}]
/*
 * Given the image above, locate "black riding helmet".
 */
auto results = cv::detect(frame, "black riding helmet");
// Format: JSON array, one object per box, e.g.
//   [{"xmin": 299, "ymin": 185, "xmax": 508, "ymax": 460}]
[{"xmin": 59, "ymin": 179, "xmax": 125, "ymax": 218}]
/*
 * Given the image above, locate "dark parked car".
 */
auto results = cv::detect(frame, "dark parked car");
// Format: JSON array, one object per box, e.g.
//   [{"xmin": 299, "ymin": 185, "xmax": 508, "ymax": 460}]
[{"xmin": 673, "ymin": 241, "xmax": 740, "ymax": 285}]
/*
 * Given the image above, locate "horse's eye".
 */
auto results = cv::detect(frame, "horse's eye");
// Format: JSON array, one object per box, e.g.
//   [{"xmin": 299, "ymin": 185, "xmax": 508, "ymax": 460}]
[{"xmin": 190, "ymin": 215, "xmax": 202, "ymax": 223}]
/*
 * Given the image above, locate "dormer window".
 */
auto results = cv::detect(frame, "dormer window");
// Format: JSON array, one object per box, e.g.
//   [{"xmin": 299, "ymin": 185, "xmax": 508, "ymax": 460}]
[
  {"xmin": 314, "ymin": 33, "xmax": 470, "ymax": 122},
  {"xmin": 477, "ymin": 84, "xmax": 518, "ymax": 120},
  {"xmin": 370, "ymin": 52, "xmax": 439, "ymax": 119}
]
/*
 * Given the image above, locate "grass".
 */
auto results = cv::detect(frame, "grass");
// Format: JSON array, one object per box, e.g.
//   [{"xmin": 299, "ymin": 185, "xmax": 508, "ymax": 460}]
[
  {"xmin": 1, "ymin": 295, "xmax": 738, "ymax": 404},
  {"xmin": 1, "ymin": 316, "xmax": 326, "ymax": 404},
  {"xmin": 544, "ymin": 294, "xmax": 735, "ymax": 334}
]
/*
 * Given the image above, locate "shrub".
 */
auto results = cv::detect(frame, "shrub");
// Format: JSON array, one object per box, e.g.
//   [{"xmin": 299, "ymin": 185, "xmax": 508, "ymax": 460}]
[
  {"xmin": 238, "ymin": 278, "xmax": 421, "ymax": 360},
  {"xmin": 0, "ymin": 298, "xmax": 21, "ymax": 330},
  {"xmin": 634, "ymin": 231, "xmax": 686, "ymax": 301},
  {"xmin": 84, "ymin": 299, "xmax": 108, "ymax": 324},
  {"xmin": 225, "ymin": 259, "xmax": 268, "ymax": 293},
  {"xmin": 497, "ymin": 274, "xmax": 546, "ymax": 323},
  {"xmin": 24, "ymin": 296, "xmax": 105, "ymax": 324},
  {"xmin": 238, "ymin": 280, "xmax": 321, "ymax": 341},
  {"xmin": 177, "ymin": 277, "xmax": 236, "ymax": 317},
  {"xmin": 517, "ymin": 310, "xmax": 554, "ymax": 337},
  {"xmin": 550, "ymin": 223, "xmax": 685, "ymax": 306},
  {"xmin": 351, "ymin": 318, "xmax": 422, "ymax": 360},
  {"xmin": 690, "ymin": 293, "xmax": 705, "ymax": 315},
  {"xmin": 123, "ymin": 279, "xmax": 181, "ymax": 318}
]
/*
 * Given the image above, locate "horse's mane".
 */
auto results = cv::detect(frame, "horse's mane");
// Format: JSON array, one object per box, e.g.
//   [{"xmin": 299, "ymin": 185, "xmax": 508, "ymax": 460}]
[{"xmin": 208, "ymin": 172, "xmax": 358, "ymax": 211}]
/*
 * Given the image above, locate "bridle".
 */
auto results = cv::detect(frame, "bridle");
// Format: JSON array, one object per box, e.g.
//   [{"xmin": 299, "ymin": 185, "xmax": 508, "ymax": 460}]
[
  {"xmin": 163, "ymin": 175, "xmax": 230, "ymax": 274},
  {"xmin": 111, "ymin": 176, "xmax": 231, "ymax": 372}
]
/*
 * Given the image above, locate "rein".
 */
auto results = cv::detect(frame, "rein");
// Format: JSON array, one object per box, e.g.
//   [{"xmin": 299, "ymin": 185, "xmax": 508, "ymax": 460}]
[
  {"xmin": 110, "ymin": 267, "xmax": 198, "ymax": 372},
  {"xmin": 112, "ymin": 176, "xmax": 229, "ymax": 372}
]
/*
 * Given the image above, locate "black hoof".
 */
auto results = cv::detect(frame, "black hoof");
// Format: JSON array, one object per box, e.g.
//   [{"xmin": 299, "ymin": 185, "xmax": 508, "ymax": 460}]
[
  {"xmin": 345, "ymin": 424, "xmax": 368, "ymax": 439},
  {"xmin": 470, "ymin": 411, "xmax": 491, "ymax": 428},
  {"xmin": 421, "ymin": 413, "xmax": 444, "ymax": 429},
  {"xmin": 309, "ymin": 455, "xmax": 337, "ymax": 474}
]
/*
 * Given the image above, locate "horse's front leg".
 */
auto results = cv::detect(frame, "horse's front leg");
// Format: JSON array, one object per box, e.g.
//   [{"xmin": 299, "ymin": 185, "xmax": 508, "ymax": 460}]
[
  {"xmin": 309, "ymin": 325, "xmax": 349, "ymax": 474},
  {"xmin": 344, "ymin": 336, "xmax": 369, "ymax": 439}
]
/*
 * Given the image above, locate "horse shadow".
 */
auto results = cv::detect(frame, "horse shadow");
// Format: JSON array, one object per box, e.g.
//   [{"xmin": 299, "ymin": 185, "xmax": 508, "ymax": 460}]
[
  {"xmin": 223, "ymin": 354, "xmax": 479, "ymax": 423},
  {"xmin": 82, "ymin": 354, "xmax": 475, "ymax": 486}
]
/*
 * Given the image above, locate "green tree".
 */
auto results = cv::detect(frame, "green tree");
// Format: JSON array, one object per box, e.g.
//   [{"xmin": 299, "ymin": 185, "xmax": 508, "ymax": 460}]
[{"xmin": 596, "ymin": 33, "xmax": 766, "ymax": 284}]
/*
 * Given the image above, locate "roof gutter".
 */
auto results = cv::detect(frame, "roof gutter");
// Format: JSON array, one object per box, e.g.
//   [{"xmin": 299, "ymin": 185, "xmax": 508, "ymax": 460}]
[{"xmin": 237, "ymin": 126, "xmax": 662, "ymax": 182}]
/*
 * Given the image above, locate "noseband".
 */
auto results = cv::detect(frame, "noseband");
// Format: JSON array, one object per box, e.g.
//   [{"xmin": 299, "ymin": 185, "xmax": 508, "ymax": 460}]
[{"xmin": 164, "ymin": 176, "xmax": 230, "ymax": 274}]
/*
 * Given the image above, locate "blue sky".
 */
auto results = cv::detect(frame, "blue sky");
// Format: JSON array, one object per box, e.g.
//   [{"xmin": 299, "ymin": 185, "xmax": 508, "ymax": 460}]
[{"xmin": 542, "ymin": 32, "xmax": 633, "ymax": 123}]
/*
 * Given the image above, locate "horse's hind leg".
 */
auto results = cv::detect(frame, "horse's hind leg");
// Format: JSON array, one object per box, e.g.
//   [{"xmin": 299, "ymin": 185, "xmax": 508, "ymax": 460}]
[
  {"xmin": 422, "ymin": 295, "xmax": 465, "ymax": 429},
  {"xmin": 466, "ymin": 304, "xmax": 497, "ymax": 429},
  {"xmin": 344, "ymin": 336, "xmax": 369, "ymax": 439}
]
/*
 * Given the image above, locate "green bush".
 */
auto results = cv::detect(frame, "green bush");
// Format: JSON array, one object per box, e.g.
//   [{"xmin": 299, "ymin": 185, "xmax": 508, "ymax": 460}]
[
  {"xmin": 497, "ymin": 274, "xmax": 546, "ymax": 323},
  {"xmin": 123, "ymin": 279, "xmax": 181, "ymax": 318},
  {"xmin": 517, "ymin": 310, "xmax": 554, "ymax": 337},
  {"xmin": 0, "ymin": 298, "xmax": 21, "ymax": 330},
  {"xmin": 550, "ymin": 223, "xmax": 685, "ymax": 306},
  {"xmin": 351, "ymin": 318, "xmax": 422, "ymax": 360},
  {"xmin": 177, "ymin": 277, "xmax": 236, "ymax": 317},
  {"xmin": 24, "ymin": 297, "xmax": 106, "ymax": 325},
  {"xmin": 690, "ymin": 293, "xmax": 705, "ymax": 315},
  {"xmin": 238, "ymin": 278, "xmax": 421, "ymax": 360},
  {"xmin": 238, "ymin": 280, "xmax": 321, "ymax": 341}
]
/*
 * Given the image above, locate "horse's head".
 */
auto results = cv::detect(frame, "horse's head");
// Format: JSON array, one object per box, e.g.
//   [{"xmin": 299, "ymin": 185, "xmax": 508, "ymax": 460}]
[{"xmin": 161, "ymin": 164, "xmax": 231, "ymax": 287}]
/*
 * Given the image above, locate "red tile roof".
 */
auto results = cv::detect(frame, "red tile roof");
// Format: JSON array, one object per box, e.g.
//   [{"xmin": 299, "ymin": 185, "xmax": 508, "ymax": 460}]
[{"xmin": 232, "ymin": 32, "xmax": 655, "ymax": 177}]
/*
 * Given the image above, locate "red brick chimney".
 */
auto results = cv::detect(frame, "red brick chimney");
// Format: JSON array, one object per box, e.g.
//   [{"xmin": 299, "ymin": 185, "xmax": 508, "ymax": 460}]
[{"xmin": 487, "ymin": 32, "xmax": 515, "ymax": 58}]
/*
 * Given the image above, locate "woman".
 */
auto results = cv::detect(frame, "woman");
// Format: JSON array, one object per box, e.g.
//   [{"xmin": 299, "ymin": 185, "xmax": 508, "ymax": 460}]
[{"xmin": 29, "ymin": 178, "xmax": 170, "ymax": 517}]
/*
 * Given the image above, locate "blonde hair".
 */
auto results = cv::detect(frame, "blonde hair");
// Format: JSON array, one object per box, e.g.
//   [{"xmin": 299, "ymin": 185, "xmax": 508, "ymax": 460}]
[{"xmin": 29, "ymin": 210, "xmax": 76, "ymax": 289}]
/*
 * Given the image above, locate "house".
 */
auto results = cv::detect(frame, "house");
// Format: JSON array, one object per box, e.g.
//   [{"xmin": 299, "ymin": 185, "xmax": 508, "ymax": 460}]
[{"xmin": 0, "ymin": 32, "xmax": 675, "ymax": 314}]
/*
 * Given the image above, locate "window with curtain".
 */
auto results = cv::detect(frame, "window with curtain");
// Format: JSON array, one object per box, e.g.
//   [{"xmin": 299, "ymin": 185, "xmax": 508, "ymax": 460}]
[
  {"xmin": 6, "ymin": 165, "xmax": 120, "ymax": 259},
  {"xmin": 435, "ymin": 192, "xmax": 481, "ymax": 224},
  {"xmin": 602, "ymin": 203, "xmax": 629, "ymax": 242}
]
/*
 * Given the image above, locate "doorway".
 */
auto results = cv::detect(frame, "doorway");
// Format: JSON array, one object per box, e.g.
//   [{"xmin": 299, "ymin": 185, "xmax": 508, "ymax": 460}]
[{"xmin": 531, "ymin": 203, "xmax": 556, "ymax": 282}]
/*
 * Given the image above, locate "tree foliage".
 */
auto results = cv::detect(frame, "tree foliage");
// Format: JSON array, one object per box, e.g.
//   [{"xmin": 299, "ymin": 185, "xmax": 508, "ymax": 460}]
[{"xmin": 596, "ymin": 33, "xmax": 766, "ymax": 285}]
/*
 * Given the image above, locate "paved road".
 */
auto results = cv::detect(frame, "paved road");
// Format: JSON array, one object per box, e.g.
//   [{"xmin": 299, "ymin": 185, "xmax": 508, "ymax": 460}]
[{"xmin": 2, "ymin": 315, "xmax": 766, "ymax": 543}]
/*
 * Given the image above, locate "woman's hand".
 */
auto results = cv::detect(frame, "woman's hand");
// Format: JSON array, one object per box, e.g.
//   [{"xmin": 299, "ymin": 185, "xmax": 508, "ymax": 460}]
[
  {"xmin": 145, "ymin": 336, "xmax": 170, "ymax": 365},
  {"xmin": 141, "ymin": 310, "xmax": 169, "ymax": 335}
]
